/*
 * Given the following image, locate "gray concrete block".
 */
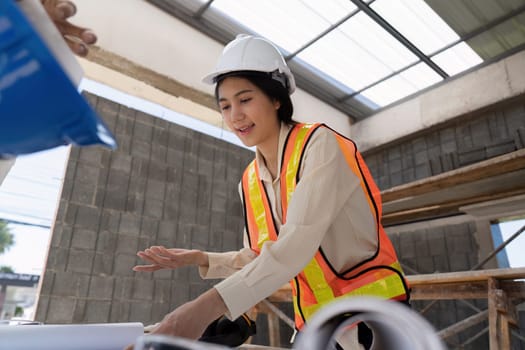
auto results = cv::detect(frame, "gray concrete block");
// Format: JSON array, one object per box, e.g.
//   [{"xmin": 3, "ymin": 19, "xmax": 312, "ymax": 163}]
[
  {"xmin": 135, "ymin": 111, "xmax": 155, "ymax": 125},
  {"xmin": 64, "ymin": 203, "xmax": 79, "ymax": 225},
  {"xmin": 116, "ymin": 115, "xmax": 135, "ymax": 137},
  {"xmin": 402, "ymin": 168, "xmax": 415, "ymax": 183},
  {"xmin": 153, "ymin": 127, "xmax": 169, "ymax": 147},
  {"xmin": 38, "ymin": 270, "xmax": 55, "ymax": 295},
  {"xmin": 60, "ymin": 179, "xmax": 73, "ymax": 202},
  {"xmin": 222, "ymin": 230, "xmax": 240, "ymax": 251},
  {"xmin": 116, "ymin": 235, "xmax": 139, "ymax": 255},
  {"xmin": 50, "ymin": 224, "xmax": 72, "ymax": 248},
  {"xmin": 470, "ymin": 119, "xmax": 491, "ymax": 147},
  {"xmin": 97, "ymin": 97, "xmax": 120, "ymax": 119},
  {"xmin": 71, "ymin": 228, "xmax": 98, "ymax": 250},
  {"xmin": 151, "ymin": 144, "xmax": 168, "ymax": 163},
  {"xmin": 34, "ymin": 295, "xmax": 49, "ymax": 322},
  {"xmin": 488, "ymin": 112, "xmax": 510, "ymax": 141},
  {"xmin": 440, "ymin": 140, "xmax": 457, "ymax": 154},
  {"xmin": 114, "ymin": 277, "xmax": 135, "ymax": 300},
  {"xmin": 152, "ymin": 268, "xmax": 173, "ymax": 280},
  {"xmin": 46, "ymin": 297, "xmax": 76, "ymax": 323},
  {"xmin": 191, "ymin": 225, "xmax": 209, "ymax": 247},
  {"xmin": 92, "ymin": 253, "xmax": 114, "ymax": 276},
  {"xmin": 82, "ymin": 91, "xmax": 98, "ymax": 108},
  {"xmin": 89, "ymin": 276, "xmax": 115, "ymax": 299},
  {"xmin": 170, "ymin": 283, "xmax": 190, "ymax": 307},
  {"xmin": 432, "ymin": 255, "xmax": 451, "ymax": 273},
  {"xmin": 414, "ymin": 162, "xmax": 431, "ymax": 180},
  {"xmin": 52, "ymin": 271, "xmax": 90, "ymax": 297},
  {"xmin": 514, "ymin": 127, "xmax": 525, "ymax": 149},
  {"xmin": 140, "ymin": 217, "xmax": 159, "ymax": 238},
  {"xmin": 110, "ymin": 153, "xmax": 132, "ymax": 173},
  {"xmin": 210, "ymin": 212, "xmax": 226, "ymax": 232},
  {"xmin": 131, "ymin": 139, "xmax": 152, "ymax": 159},
  {"xmin": 456, "ymin": 124, "xmax": 473, "ymax": 149},
  {"xmin": 389, "ymin": 158, "xmax": 402, "ymax": 173},
  {"xmin": 117, "ymin": 135, "xmax": 132, "ymax": 154},
  {"xmin": 134, "ymin": 122, "xmax": 153, "ymax": 143},
  {"xmin": 45, "ymin": 247, "xmax": 69, "ymax": 272},
  {"xmin": 95, "ymin": 230, "xmax": 118, "ymax": 254},
  {"xmin": 129, "ymin": 302, "xmax": 152, "ymax": 323},
  {"xmin": 153, "ymin": 279, "xmax": 172, "ymax": 305},
  {"xmin": 78, "ymin": 148, "xmax": 104, "ymax": 166},
  {"xmin": 85, "ymin": 300, "xmax": 112, "ymax": 323},
  {"xmin": 132, "ymin": 279, "xmax": 155, "ymax": 300},
  {"xmin": 100, "ymin": 210, "xmax": 120, "ymax": 232},
  {"xmin": 55, "ymin": 200, "xmax": 68, "ymax": 222},
  {"xmin": 399, "ymin": 233, "xmax": 417, "ymax": 258},
  {"xmin": 151, "ymin": 302, "xmax": 170, "ymax": 323},
  {"xmin": 458, "ymin": 146, "xmax": 486, "ymax": 166},
  {"xmin": 146, "ymin": 179, "xmax": 166, "ymax": 201},
  {"xmin": 415, "ymin": 256, "xmax": 435, "ymax": 274},
  {"xmin": 75, "ymin": 206, "xmax": 101, "ymax": 231},
  {"xmin": 210, "ymin": 191, "xmax": 227, "ymax": 213},
  {"xmin": 119, "ymin": 213, "xmax": 141, "ymax": 236},
  {"xmin": 485, "ymin": 139, "xmax": 516, "ymax": 158},
  {"xmin": 158, "ymin": 220, "xmax": 177, "ymax": 241},
  {"xmin": 75, "ymin": 163, "xmax": 100, "ymax": 185},
  {"xmin": 504, "ymin": 104, "xmax": 525, "ymax": 132},
  {"xmin": 440, "ymin": 152, "xmax": 459, "ymax": 172},
  {"xmin": 126, "ymin": 191, "xmax": 144, "ymax": 212},
  {"xmin": 109, "ymin": 301, "xmax": 131, "ymax": 322},
  {"xmin": 70, "ymin": 183, "xmax": 96, "ymax": 205},
  {"xmin": 448, "ymin": 253, "xmax": 470, "ymax": 271},
  {"xmin": 166, "ymin": 147, "xmax": 184, "ymax": 167},
  {"xmin": 66, "ymin": 249, "xmax": 94, "ymax": 274},
  {"xmin": 144, "ymin": 198, "xmax": 164, "ymax": 219},
  {"xmin": 390, "ymin": 171, "xmax": 403, "ymax": 186},
  {"xmin": 113, "ymin": 254, "xmax": 136, "ymax": 277}
]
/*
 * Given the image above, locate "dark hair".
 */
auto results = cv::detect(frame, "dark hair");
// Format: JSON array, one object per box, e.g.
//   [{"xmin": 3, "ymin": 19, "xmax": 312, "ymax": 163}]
[{"xmin": 214, "ymin": 71, "xmax": 295, "ymax": 125}]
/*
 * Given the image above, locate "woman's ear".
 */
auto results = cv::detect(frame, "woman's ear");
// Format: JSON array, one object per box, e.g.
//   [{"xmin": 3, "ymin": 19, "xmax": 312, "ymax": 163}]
[{"xmin": 273, "ymin": 99, "xmax": 281, "ymax": 110}]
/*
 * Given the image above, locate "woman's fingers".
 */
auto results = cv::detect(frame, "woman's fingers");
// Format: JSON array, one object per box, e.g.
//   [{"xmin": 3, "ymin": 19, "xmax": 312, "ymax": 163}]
[
  {"xmin": 132, "ymin": 264, "xmax": 162, "ymax": 272},
  {"xmin": 41, "ymin": 0, "xmax": 97, "ymax": 56}
]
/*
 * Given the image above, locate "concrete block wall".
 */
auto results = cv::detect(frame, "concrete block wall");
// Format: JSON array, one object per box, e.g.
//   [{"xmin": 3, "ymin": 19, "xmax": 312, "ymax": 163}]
[
  {"xmin": 364, "ymin": 100, "xmax": 525, "ymax": 190},
  {"xmin": 389, "ymin": 223, "xmax": 490, "ymax": 349},
  {"xmin": 35, "ymin": 93, "xmax": 254, "ymax": 326}
]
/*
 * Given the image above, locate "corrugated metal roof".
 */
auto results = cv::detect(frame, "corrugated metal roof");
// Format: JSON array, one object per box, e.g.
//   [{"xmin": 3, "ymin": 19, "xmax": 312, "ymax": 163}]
[{"xmin": 147, "ymin": 0, "xmax": 525, "ymax": 120}]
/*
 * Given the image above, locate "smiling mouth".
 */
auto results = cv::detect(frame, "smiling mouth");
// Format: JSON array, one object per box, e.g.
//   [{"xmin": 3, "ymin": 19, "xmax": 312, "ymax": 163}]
[{"xmin": 237, "ymin": 124, "xmax": 255, "ymax": 134}]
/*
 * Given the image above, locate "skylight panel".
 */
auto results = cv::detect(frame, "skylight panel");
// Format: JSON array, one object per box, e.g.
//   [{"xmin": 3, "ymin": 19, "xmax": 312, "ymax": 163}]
[
  {"xmin": 432, "ymin": 42, "xmax": 483, "ymax": 76},
  {"xmin": 212, "ymin": 0, "xmax": 342, "ymax": 52},
  {"xmin": 298, "ymin": 0, "xmax": 357, "ymax": 23},
  {"xmin": 297, "ymin": 11, "xmax": 418, "ymax": 91},
  {"xmin": 371, "ymin": 0, "xmax": 459, "ymax": 55},
  {"xmin": 360, "ymin": 62, "xmax": 443, "ymax": 107}
]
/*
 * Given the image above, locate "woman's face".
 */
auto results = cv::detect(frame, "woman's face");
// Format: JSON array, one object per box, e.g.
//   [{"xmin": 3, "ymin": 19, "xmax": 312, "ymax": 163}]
[{"xmin": 217, "ymin": 76, "xmax": 281, "ymax": 149}]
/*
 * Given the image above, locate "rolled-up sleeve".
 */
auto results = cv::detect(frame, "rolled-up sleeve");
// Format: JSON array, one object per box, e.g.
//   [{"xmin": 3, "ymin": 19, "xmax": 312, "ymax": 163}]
[{"xmin": 214, "ymin": 128, "xmax": 362, "ymax": 319}]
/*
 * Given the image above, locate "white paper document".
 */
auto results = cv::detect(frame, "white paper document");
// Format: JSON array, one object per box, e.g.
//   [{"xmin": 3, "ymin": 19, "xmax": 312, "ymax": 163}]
[{"xmin": 0, "ymin": 322, "xmax": 144, "ymax": 350}]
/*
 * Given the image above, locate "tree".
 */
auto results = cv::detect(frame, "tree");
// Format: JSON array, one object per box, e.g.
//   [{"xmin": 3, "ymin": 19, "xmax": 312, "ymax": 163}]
[
  {"xmin": 0, "ymin": 220, "xmax": 14, "ymax": 254},
  {"xmin": 0, "ymin": 266, "xmax": 14, "ymax": 273}
]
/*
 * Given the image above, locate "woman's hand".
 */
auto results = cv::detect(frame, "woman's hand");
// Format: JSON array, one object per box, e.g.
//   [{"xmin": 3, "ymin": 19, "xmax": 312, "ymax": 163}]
[
  {"xmin": 151, "ymin": 289, "xmax": 227, "ymax": 338},
  {"xmin": 133, "ymin": 246, "xmax": 208, "ymax": 272},
  {"xmin": 124, "ymin": 289, "xmax": 227, "ymax": 350},
  {"xmin": 41, "ymin": 0, "xmax": 96, "ymax": 56}
]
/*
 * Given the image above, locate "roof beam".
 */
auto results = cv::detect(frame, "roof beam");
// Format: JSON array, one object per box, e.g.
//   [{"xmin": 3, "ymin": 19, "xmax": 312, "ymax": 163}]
[{"xmin": 349, "ymin": 0, "xmax": 449, "ymax": 79}]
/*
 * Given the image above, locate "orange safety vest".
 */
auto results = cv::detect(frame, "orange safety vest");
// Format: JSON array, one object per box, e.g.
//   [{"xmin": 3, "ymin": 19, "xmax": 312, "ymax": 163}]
[{"xmin": 241, "ymin": 123, "xmax": 410, "ymax": 330}]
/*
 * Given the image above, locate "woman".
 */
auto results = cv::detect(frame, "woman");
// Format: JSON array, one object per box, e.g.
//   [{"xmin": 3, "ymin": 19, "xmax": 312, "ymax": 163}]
[{"xmin": 134, "ymin": 34, "xmax": 410, "ymax": 349}]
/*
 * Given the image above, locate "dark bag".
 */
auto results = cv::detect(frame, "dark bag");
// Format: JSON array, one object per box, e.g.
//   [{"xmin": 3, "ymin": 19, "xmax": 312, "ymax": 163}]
[{"xmin": 199, "ymin": 314, "xmax": 256, "ymax": 347}]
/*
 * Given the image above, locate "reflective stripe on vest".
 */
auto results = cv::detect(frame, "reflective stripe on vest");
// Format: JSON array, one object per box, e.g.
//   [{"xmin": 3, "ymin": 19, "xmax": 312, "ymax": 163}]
[
  {"xmin": 242, "ymin": 160, "xmax": 278, "ymax": 254},
  {"xmin": 241, "ymin": 123, "xmax": 409, "ymax": 330}
]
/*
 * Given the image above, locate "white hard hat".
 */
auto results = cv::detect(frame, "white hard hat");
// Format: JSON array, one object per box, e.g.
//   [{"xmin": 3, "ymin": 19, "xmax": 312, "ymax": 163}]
[{"xmin": 202, "ymin": 34, "xmax": 296, "ymax": 94}]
